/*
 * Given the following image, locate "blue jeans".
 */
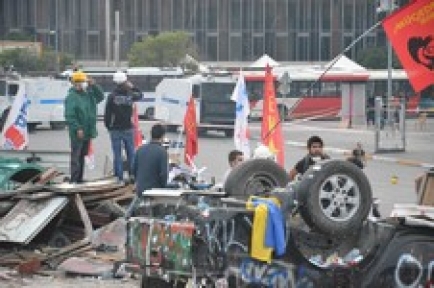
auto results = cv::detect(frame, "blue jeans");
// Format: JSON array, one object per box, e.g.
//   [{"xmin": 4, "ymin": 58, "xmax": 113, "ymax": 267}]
[{"xmin": 109, "ymin": 129, "xmax": 135, "ymax": 181}]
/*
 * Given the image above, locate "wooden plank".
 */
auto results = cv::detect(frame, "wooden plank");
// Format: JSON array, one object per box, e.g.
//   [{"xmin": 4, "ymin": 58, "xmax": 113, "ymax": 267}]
[
  {"xmin": 44, "ymin": 238, "xmax": 90, "ymax": 262},
  {"xmin": 81, "ymin": 188, "xmax": 126, "ymax": 203},
  {"xmin": 74, "ymin": 194, "xmax": 93, "ymax": 239}
]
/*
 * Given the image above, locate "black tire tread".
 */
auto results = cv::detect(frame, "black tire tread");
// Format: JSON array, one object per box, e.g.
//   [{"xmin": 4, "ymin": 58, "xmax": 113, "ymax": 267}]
[{"xmin": 224, "ymin": 158, "xmax": 289, "ymax": 197}]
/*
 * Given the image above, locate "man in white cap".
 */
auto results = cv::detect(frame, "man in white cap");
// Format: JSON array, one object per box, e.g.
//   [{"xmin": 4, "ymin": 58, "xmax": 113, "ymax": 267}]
[{"xmin": 104, "ymin": 71, "xmax": 142, "ymax": 183}]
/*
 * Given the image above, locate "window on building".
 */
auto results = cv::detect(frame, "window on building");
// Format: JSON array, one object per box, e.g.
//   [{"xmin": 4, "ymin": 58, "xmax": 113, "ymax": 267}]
[
  {"xmin": 253, "ymin": 0, "xmax": 264, "ymax": 31},
  {"xmin": 230, "ymin": 0, "xmax": 242, "ymax": 31},
  {"xmin": 320, "ymin": 36, "xmax": 331, "ymax": 60},
  {"xmin": 172, "ymin": 0, "xmax": 183, "ymax": 29},
  {"xmin": 207, "ymin": 0, "xmax": 218, "ymax": 31},
  {"xmin": 207, "ymin": 36, "xmax": 218, "ymax": 61},
  {"xmin": 230, "ymin": 36, "xmax": 242, "ymax": 61},
  {"xmin": 150, "ymin": 0, "xmax": 159, "ymax": 30},
  {"xmin": 88, "ymin": 34, "xmax": 100, "ymax": 58}
]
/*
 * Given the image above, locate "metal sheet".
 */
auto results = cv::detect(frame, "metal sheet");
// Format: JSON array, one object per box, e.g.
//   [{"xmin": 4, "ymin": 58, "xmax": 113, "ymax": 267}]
[{"xmin": 0, "ymin": 196, "xmax": 68, "ymax": 244}]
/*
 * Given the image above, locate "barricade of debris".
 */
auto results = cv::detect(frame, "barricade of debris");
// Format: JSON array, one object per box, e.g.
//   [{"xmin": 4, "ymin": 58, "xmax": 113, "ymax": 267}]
[{"xmin": 0, "ymin": 154, "xmax": 137, "ymax": 285}]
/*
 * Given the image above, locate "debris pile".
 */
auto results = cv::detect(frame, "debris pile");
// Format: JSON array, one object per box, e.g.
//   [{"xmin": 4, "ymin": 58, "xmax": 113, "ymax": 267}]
[{"xmin": 0, "ymin": 160, "xmax": 136, "ymax": 284}]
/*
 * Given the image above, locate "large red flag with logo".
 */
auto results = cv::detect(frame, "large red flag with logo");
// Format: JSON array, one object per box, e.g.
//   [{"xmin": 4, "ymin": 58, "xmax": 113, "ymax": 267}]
[
  {"xmin": 382, "ymin": 0, "xmax": 434, "ymax": 92},
  {"xmin": 183, "ymin": 97, "xmax": 198, "ymax": 166},
  {"xmin": 261, "ymin": 65, "xmax": 285, "ymax": 167}
]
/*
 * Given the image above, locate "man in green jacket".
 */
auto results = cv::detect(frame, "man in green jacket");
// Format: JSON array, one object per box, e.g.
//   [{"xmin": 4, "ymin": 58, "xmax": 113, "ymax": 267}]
[{"xmin": 64, "ymin": 70, "xmax": 104, "ymax": 183}]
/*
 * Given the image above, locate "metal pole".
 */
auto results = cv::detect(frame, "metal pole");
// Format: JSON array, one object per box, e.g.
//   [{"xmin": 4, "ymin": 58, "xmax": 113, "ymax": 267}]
[
  {"xmin": 114, "ymin": 10, "xmax": 120, "ymax": 68},
  {"xmin": 375, "ymin": 96, "xmax": 383, "ymax": 152},
  {"xmin": 55, "ymin": 0, "xmax": 59, "ymax": 73},
  {"xmin": 386, "ymin": 0, "xmax": 393, "ymax": 126},
  {"xmin": 105, "ymin": 0, "xmax": 111, "ymax": 66}
]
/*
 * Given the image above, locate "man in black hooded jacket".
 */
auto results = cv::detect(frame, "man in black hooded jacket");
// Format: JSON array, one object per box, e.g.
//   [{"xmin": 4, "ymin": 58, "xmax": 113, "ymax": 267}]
[{"xmin": 104, "ymin": 71, "xmax": 142, "ymax": 183}]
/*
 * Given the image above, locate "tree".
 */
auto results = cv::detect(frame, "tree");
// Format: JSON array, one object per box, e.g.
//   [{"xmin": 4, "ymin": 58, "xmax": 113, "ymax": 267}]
[
  {"xmin": 0, "ymin": 48, "xmax": 73, "ymax": 73},
  {"xmin": 356, "ymin": 46, "xmax": 402, "ymax": 69},
  {"xmin": 128, "ymin": 31, "xmax": 199, "ymax": 67}
]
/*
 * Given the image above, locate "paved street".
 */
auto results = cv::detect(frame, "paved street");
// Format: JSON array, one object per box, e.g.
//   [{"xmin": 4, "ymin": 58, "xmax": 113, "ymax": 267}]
[{"xmin": 27, "ymin": 117, "xmax": 434, "ymax": 217}]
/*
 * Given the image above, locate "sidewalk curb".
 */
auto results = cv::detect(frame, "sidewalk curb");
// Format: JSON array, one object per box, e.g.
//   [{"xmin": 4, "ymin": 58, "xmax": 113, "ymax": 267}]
[{"xmin": 285, "ymin": 141, "xmax": 434, "ymax": 169}]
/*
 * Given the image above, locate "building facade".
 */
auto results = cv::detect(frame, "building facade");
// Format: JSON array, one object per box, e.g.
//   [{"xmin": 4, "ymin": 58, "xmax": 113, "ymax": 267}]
[{"xmin": 0, "ymin": 0, "xmax": 405, "ymax": 62}]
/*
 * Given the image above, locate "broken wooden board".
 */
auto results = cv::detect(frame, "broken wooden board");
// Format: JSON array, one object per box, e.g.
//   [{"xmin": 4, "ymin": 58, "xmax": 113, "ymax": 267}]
[
  {"xmin": 47, "ymin": 178, "xmax": 122, "ymax": 194},
  {"xmin": 0, "ymin": 196, "xmax": 68, "ymax": 244}
]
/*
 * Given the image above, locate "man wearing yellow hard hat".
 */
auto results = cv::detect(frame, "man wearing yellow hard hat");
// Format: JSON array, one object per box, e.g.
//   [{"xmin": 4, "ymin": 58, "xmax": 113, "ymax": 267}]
[{"xmin": 64, "ymin": 70, "xmax": 104, "ymax": 183}]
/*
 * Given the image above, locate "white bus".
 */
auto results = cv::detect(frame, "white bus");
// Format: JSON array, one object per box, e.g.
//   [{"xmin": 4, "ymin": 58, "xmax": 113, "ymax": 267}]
[{"xmin": 60, "ymin": 67, "xmax": 184, "ymax": 119}]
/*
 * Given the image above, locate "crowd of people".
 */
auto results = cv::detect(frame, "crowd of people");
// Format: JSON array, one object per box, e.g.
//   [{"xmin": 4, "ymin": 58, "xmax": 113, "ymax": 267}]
[{"xmin": 64, "ymin": 70, "xmax": 366, "ymax": 208}]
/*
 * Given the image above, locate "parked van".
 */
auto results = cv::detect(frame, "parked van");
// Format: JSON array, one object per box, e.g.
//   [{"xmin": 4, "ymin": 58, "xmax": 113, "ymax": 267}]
[
  {"xmin": 154, "ymin": 75, "xmax": 235, "ymax": 137},
  {"xmin": 0, "ymin": 77, "xmax": 71, "ymax": 131}
]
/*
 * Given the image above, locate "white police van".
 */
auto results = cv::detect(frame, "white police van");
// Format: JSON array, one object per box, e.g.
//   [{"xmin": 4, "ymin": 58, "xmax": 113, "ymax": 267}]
[
  {"xmin": 0, "ymin": 76, "xmax": 71, "ymax": 132},
  {"xmin": 154, "ymin": 74, "xmax": 236, "ymax": 137}
]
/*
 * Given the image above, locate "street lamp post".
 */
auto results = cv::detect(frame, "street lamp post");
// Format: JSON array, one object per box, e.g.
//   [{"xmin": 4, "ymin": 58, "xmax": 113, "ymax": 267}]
[
  {"xmin": 50, "ymin": 0, "xmax": 59, "ymax": 73},
  {"xmin": 377, "ymin": 0, "xmax": 397, "ymax": 126}
]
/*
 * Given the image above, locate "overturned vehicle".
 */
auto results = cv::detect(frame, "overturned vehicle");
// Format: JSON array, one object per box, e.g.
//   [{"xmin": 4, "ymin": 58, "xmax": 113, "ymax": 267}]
[{"xmin": 126, "ymin": 159, "xmax": 434, "ymax": 288}]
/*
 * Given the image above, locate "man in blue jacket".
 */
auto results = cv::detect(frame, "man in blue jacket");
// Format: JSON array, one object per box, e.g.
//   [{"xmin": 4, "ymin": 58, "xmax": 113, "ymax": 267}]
[{"xmin": 133, "ymin": 123, "xmax": 168, "ymax": 196}]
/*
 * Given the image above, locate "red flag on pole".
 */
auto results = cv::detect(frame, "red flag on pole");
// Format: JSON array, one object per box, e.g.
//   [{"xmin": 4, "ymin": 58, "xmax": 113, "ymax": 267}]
[
  {"xmin": 261, "ymin": 65, "xmax": 285, "ymax": 167},
  {"xmin": 183, "ymin": 96, "xmax": 198, "ymax": 166},
  {"xmin": 382, "ymin": 0, "xmax": 434, "ymax": 92},
  {"xmin": 132, "ymin": 103, "xmax": 142, "ymax": 149},
  {"xmin": 85, "ymin": 141, "xmax": 95, "ymax": 170}
]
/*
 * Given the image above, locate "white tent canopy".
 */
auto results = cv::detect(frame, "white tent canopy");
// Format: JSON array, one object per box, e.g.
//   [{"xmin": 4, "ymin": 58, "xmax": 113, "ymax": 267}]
[
  {"xmin": 249, "ymin": 54, "xmax": 280, "ymax": 68},
  {"xmin": 325, "ymin": 55, "xmax": 367, "ymax": 71}
]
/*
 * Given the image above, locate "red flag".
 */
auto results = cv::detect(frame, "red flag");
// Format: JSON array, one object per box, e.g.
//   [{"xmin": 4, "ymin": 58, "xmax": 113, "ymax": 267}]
[
  {"xmin": 183, "ymin": 96, "xmax": 198, "ymax": 166},
  {"xmin": 85, "ymin": 141, "xmax": 95, "ymax": 170},
  {"xmin": 382, "ymin": 0, "xmax": 434, "ymax": 92},
  {"xmin": 261, "ymin": 65, "xmax": 285, "ymax": 167},
  {"xmin": 132, "ymin": 103, "xmax": 142, "ymax": 149}
]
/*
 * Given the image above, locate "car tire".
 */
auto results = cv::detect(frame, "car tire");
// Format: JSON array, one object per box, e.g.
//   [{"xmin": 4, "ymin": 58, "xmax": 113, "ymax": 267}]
[
  {"xmin": 224, "ymin": 158, "xmax": 289, "ymax": 197},
  {"xmin": 296, "ymin": 159, "xmax": 372, "ymax": 236}
]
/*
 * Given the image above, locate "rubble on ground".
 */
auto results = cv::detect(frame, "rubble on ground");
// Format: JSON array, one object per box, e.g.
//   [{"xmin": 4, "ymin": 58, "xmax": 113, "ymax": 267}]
[{"xmin": 0, "ymin": 157, "xmax": 137, "ymax": 286}]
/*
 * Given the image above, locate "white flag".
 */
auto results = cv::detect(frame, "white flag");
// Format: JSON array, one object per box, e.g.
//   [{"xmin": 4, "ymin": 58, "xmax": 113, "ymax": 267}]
[
  {"xmin": 231, "ymin": 71, "xmax": 250, "ymax": 159},
  {"xmin": 0, "ymin": 84, "xmax": 29, "ymax": 150}
]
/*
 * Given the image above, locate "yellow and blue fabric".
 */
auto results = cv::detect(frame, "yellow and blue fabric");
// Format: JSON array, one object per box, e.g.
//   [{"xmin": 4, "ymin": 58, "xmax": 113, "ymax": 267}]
[{"xmin": 246, "ymin": 196, "xmax": 286, "ymax": 263}]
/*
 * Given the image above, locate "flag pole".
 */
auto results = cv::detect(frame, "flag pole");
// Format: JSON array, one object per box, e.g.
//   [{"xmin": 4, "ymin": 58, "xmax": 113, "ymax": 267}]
[
  {"xmin": 175, "ymin": 125, "xmax": 184, "ymax": 155},
  {"xmin": 262, "ymin": 20, "xmax": 383, "ymax": 141}
]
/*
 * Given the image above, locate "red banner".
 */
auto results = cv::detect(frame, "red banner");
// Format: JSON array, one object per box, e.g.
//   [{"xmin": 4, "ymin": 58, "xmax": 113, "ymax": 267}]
[
  {"xmin": 132, "ymin": 104, "xmax": 142, "ymax": 149},
  {"xmin": 382, "ymin": 0, "xmax": 434, "ymax": 92},
  {"xmin": 183, "ymin": 97, "xmax": 198, "ymax": 166},
  {"xmin": 261, "ymin": 65, "xmax": 285, "ymax": 167}
]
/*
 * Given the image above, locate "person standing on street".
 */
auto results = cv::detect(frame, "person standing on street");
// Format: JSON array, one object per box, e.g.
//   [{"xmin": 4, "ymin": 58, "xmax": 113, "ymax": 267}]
[
  {"xmin": 104, "ymin": 71, "xmax": 143, "ymax": 183},
  {"xmin": 133, "ymin": 123, "xmax": 168, "ymax": 196},
  {"xmin": 64, "ymin": 71, "xmax": 104, "ymax": 183},
  {"xmin": 289, "ymin": 135, "xmax": 329, "ymax": 181}
]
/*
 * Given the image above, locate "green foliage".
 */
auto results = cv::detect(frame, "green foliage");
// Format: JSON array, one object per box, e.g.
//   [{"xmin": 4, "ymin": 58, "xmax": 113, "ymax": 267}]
[
  {"xmin": 356, "ymin": 46, "xmax": 402, "ymax": 69},
  {"xmin": 3, "ymin": 32, "xmax": 33, "ymax": 41},
  {"xmin": 128, "ymin": 31, "xmax": 199, "ymax": 67},
  {"xmin": 0, "ymin": 48, "xmax": 73, "ymax": 73}
]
